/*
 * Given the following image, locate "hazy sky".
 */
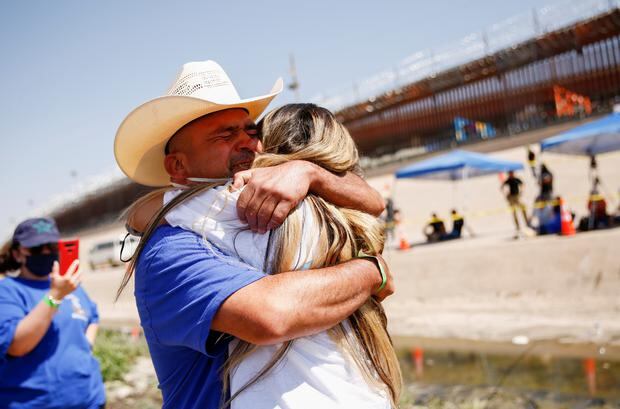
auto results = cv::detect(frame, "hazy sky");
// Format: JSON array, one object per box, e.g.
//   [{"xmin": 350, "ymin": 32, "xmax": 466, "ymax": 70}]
[{"xmin": 1, "ymin": 0, "xmax": 551, "ymax": 237}]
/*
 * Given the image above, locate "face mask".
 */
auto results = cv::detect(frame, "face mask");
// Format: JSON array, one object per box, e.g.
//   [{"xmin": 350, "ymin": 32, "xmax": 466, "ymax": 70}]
[
  {"xmin": 172, "ymin": 177, "xmax": 231, "ymax": 189},
  {"xmin": 25, "ymin": 253, "xmax": 58, "ymax": 277},
  {"xmin": 187, "ymin": 177, "xmax": 231, "ymax": 183}
]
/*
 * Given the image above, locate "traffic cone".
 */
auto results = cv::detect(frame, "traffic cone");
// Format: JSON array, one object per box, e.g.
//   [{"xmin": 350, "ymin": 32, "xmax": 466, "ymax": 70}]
[
  {"xmin": 559, "ymin": 197, "xmax": 576, "ymax": 236},
  {"xmin": 410, "ymin": 347, "xmax": 424, "ymax": 379},
  {"xmin": 583, "ymin": 358, "xmax": 597, "ymax": 395},
  {"xmin": 399, "ymin": 236, "xmax": 410, "ymax": 250}
]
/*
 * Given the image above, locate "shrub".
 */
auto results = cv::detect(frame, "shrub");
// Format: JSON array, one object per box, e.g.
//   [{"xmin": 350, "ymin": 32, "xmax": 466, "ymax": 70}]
[{"xmin": 93, "ymin": 328, "xmax": 149, "ymax": 382}]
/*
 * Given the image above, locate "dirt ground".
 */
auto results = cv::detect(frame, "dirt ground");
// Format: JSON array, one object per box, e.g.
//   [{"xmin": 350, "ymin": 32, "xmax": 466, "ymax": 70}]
[{"xmin": 382, "ymin": 227, "xmax": 620, "ymax": 346}]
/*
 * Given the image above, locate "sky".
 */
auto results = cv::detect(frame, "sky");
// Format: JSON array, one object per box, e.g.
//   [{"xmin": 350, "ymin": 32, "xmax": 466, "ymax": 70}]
[{"xmin": 0, "ymin": 0, "xmax": 551, "ymax": 237}]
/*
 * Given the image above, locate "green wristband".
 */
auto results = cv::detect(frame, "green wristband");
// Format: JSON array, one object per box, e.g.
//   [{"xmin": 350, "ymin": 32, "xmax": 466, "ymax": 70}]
[
  {"xmin": 43, "ymin": 294, "xmax": 61, "ymax": 309},
  {"xmin": 358, "ymin": 251, "xmax": 387, "ymax": 293}
]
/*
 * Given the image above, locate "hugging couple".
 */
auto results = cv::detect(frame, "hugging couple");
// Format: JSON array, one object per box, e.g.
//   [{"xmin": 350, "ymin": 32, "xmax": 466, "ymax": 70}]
[{"xmin": 114, "ymin": 60, "xmax": 401, "ymax": 409}]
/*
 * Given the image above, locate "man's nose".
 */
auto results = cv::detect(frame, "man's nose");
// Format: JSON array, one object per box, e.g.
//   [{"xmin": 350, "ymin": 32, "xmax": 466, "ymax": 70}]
[{"xmin": 235, "ymin": 131, "xmax": 260, "ymax": 152}]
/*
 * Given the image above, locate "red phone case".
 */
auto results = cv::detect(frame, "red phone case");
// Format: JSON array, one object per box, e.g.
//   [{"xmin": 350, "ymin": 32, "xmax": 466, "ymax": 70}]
[{"xmin": 58, "ymin": 239, "xmax": 79, "ymax": 276}]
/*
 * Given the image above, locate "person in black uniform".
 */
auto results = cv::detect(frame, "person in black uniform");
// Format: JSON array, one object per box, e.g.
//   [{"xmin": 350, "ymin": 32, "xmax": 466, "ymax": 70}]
[
  {"xmin": 445, "ymin": 209, "xmax": 464, "ymax": 239},
  {"xmin": 423, "ymin": 213, "xmax": 446, "ymax": 243},
  {"xmin": 502, "ymin": 171, "xmax": 530, "ymax": 237},
  {"xmin": 538, "ymin": 164, "xmax": 554, "ymax": 201}
]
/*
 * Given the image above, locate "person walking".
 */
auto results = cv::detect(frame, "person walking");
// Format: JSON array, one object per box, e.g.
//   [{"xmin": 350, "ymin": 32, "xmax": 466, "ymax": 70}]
[{"xmin": 502, "ymin": 171, "xmax": 530, "ymax": 237}]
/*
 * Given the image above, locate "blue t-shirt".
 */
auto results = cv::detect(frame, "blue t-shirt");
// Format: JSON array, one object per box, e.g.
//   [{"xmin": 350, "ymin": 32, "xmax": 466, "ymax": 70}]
[
  {"xmin": 135, "ymin": 226, "xmax": 265, "ymax": 409},
  {"xmin": 0, "ymin": 277, "xmax": 105, "ymax": 409}
]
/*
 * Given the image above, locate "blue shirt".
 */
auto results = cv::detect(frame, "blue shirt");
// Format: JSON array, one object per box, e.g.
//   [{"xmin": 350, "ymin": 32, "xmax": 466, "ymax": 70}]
[
  {"xmin": 0, "ymin": 277, "xmax": 105, "ymax": 409},
  {"xmin": 135, "ymin": 226, "xmax": 265, "ymax": 409}
]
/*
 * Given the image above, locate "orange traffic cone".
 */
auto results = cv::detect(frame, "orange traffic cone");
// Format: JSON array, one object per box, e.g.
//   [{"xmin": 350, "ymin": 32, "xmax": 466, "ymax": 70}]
[
  {"xmin": 399, "ymin": 236, "xmax": 410, "ymax": 250},
  {"xmin": 412, "ymin": 347, "xmax": 424, "ymax": 379},
  {"xmin": 559, "ymin": 197, "xmax": 576, "ymax": 236},
  {"xmin": 583, "ymin": 358, "xmax": 597, "ymax": 395}
]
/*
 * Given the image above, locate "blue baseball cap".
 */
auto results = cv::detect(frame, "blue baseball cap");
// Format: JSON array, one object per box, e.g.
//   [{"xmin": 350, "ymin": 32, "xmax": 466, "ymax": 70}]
[{"xmin": 13, "ymin": 218, "xmax": 60, "ymax": 248}]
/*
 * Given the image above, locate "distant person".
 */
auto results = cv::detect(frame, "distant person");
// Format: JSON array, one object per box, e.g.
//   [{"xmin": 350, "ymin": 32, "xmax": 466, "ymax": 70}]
[
  {"xmin": 589, "ymin": 155, "xmax": 598, "ymax": 181},
  {"xmin": 392, "ymin": 209, "xmax": 409, "ymax": 248},
  {"xmin": 0, "ymin": 218, "xmax": 105, "ymax": 409},
  {"xmin": 384, "ymin": 197, "xmax": 396, "ymax": 245},
  {"xmin": 444, "ymin": 209, "xmax": 465, "ymax": 240},
  {"xmin": 532, "ymin": 196, "xmax": 563, "ymax": 235},
  {"xmin": 613, "ymin": 188, "xmax": 620, "ymax": 226},
  {"xmin": 538, "ymin": 163, "xmax": 554, "ymax": 201},
  {"xmin": 527, "ymin": 147, "xmax": 537, "ymax": 178},
  {"xmin": 579, "ymin": 184, "xmax": 610, "ymax": 231},
  {"xmin": 423, "ymin": 213, "xmax": 446, "ymax": 243},
  {"xmin": 501, "ymin": 171, "xmax": 530, "ymax": 236},
  {"xmin": 393, "ymin": 208, "xmax": 402, "ymax": 223}
]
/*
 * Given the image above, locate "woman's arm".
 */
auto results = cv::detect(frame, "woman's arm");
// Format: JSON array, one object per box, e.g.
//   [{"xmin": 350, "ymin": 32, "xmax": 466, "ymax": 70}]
[
  {"xmin": 8, "ymin": 299, "xmax": 58, "ymax": 357},
  {"xmin": 8, "ymin": 261, "xmax": 82, "ymax": 357},
  {"xmin": 125, "ymin": 190, "xmax": 167, "ymax": 234},
  {"xmin": 234, "ymin": 160, "xmax": 385, "ymax": 233}
]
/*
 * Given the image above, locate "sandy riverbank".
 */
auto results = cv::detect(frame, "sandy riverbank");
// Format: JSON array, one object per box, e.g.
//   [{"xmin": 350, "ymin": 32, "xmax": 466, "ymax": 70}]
[
  {"xmin": 81, "ymin": 225, "xmax": 620, "ymax": 350},
  {"xmin": 382, "ymin": 227, "xmax": 620, "ymax": 346}
]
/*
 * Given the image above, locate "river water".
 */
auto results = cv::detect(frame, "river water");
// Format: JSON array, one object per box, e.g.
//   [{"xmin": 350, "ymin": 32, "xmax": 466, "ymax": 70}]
[{"xmin": 395, "ymin": 337, "xmax": 619, "ymax": 408}]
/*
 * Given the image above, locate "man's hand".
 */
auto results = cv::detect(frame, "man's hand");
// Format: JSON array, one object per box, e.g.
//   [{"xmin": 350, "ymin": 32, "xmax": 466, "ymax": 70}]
[{"xmin": 233, "ymin": 161, "xmax": 314, "ymax": 233}]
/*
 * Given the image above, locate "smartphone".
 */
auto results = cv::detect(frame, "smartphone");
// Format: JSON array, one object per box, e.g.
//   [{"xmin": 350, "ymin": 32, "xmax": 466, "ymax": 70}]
[{"xmin": 58, "ymin": 239, "xmax": 79, "ymax": 276}]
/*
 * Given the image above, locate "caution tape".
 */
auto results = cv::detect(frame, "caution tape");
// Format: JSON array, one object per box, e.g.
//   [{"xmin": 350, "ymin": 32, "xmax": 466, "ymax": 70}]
[{"xmin": 393, "ymin": 191, "xmax": 620, "ymax": 227}]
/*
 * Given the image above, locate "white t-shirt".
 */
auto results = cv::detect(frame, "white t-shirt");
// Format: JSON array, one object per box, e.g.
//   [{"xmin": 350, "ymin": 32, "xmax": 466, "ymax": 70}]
[{"xmin": 164, "ymin": 184, "xmax": 391, "ymax": 409}]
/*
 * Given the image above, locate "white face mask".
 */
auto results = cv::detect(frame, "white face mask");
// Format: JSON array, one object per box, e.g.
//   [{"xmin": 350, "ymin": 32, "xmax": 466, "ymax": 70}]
[
  {"xmin": 187, "ymin": 177, "xmax": 231, "ymax": 183},
  {"xmin": 171, "ymin": 177, "xmax": 231, "ymax": 189}
]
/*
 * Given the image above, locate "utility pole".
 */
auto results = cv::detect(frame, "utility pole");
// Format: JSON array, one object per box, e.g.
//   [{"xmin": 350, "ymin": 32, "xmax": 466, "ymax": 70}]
[{"xmin": 288, "ymin": 54, "xmax": 300, "ymax": 101}]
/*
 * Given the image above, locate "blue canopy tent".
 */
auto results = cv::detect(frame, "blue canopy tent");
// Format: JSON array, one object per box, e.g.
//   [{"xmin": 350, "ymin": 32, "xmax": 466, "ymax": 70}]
[
  {"xmin": 395, "ymin": 149, "xmax": 523, "ymax": 181},
  {"xmin": 395, "ymin": 149, "xmax": 524, "ymax": 216},
  {"xmin": 540, "ymin": 112, "xmax": 620, "ymax": 156},
  {"xmin": 540, "ymin": 111, "xmax": 620, "ymax": 227}
]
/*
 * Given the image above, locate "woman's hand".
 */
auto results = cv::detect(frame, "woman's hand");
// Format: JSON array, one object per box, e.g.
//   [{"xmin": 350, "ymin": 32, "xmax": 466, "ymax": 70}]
[
  {"xmin": 49, "ymin": 260, "xmax": 81, "ymax": 301},
  {"xmin": 7, "ymin": 260, "xmax": 82, "ymax": 357}
]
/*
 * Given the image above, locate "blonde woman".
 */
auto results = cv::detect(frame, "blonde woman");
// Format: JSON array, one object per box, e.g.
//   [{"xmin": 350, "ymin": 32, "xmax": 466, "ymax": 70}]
[{"xmin": 127, "ymin": 104, "xmax": 401, "ymax": 408}]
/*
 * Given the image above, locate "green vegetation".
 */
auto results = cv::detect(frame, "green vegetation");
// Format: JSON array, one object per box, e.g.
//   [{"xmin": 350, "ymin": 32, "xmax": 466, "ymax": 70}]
[{"xmin": 92, "ymin": 328, "xmax": 149, "ymax": 382}]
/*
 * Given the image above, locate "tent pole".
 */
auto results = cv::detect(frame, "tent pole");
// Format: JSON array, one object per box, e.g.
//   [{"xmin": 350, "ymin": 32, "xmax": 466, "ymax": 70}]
[{"xmin": 462, "ymin": 166, "xmax": 468, "ymax": 213}]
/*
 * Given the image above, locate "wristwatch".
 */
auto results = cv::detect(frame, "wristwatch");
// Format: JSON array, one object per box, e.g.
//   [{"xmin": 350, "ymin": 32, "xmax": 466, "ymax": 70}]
[{"xmin": 357, "ymin": 251, "xmax": 387, "ymax": 293}]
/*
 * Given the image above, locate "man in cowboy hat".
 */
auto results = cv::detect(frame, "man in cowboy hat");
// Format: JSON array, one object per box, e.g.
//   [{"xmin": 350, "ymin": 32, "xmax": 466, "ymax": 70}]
[{"xmin": 114, "ymin": 60, "xmax": 391, "ymax": 409}]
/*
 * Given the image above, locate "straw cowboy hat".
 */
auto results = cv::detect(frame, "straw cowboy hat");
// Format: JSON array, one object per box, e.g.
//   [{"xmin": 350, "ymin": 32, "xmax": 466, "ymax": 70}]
[{"xmin": 114, "ymin": 60, "xmax": 283, "ymax": 186}]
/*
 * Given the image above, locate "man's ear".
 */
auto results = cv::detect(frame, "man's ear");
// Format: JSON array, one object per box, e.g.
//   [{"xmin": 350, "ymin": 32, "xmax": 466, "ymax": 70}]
[{"xmin": 164, "ymin": 152, "xmax": 190, "ymax": 183}]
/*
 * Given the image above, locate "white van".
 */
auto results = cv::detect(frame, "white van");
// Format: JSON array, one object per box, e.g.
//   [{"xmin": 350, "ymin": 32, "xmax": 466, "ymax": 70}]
[{"xmin": 88, "ymin": 235, "xmax": 139, "ymax": 270}]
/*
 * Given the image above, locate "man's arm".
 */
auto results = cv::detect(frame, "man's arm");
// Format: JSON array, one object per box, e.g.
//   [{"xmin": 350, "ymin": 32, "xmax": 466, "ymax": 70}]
[
  {"xmin": 211, "ymin": 256, "xmax": 393, "ymax": 345},
  {"xmin": 233, "ymin": 160, "xmax": 385, "ymax": 233}
]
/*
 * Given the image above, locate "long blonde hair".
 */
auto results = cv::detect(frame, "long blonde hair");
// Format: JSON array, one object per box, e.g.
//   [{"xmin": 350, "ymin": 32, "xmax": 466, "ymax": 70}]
[{"xmin": 221, "ymin": 104, "xmax": 402, "ymax": 407}]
